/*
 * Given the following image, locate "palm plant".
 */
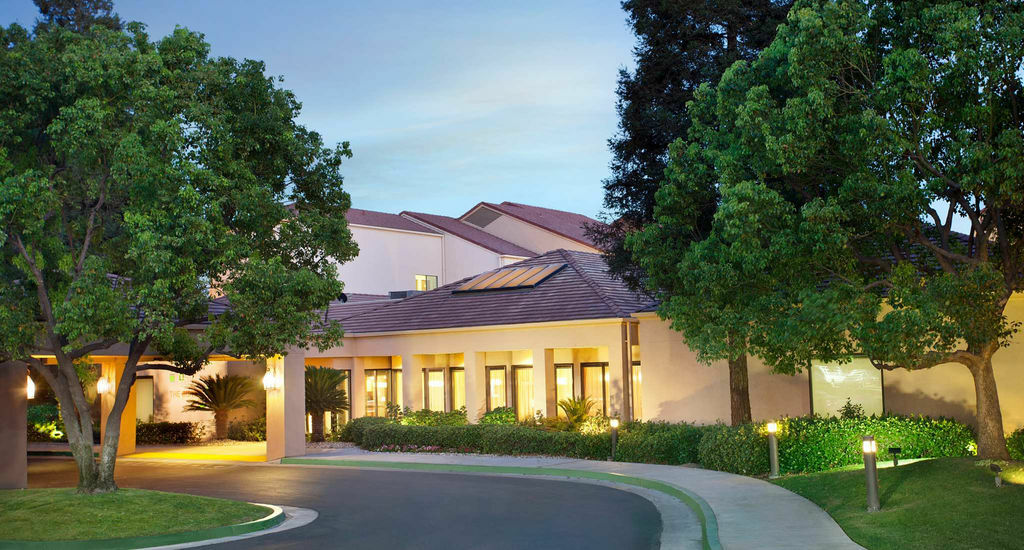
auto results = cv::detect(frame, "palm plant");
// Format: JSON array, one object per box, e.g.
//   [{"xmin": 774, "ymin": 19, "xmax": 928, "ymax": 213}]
[
  {"xmin": 184, "ymin": 374, "xmax": 257, "ymax": 439},
  {"xmin": 557, "ymin": 396, "xmax": 596, "ymax": 429},
  {"xmin": 305, "ymin": 367, "xmax": 349, "ymax": 442}
]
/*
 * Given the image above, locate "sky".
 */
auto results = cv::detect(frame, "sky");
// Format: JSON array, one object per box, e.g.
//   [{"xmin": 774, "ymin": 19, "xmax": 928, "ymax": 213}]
[{"xmin": 2, "ymin": 0, "xmax": 635, "ymax": 219}]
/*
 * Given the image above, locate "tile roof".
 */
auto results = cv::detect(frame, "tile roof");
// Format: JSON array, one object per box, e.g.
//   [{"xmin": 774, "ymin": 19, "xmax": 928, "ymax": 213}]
[
  {"xmin": 401, "ymin": 211, "xmax": 537, "ymax": 257},
  {"xmin": 346, "ymin": 208, "xmax": 440, "ymax": 234},
  {"xmin": 339, "ymin": 249, "xmax": 649, "ymax": 334},
  {"xmin": 462, "ymin": 201, "xmax": 608, "ymax": 250}
]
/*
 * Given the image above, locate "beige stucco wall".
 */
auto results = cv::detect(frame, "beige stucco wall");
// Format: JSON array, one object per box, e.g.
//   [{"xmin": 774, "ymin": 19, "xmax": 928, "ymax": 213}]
[
  {"xmin": 634, "ymin": 314, "xmax": 810, "ymax": 424},
  {"xmin": 469, "ymin": 212, "xmax": 598, "ymax": 255},
  {"xmin": 335, "ymin": 224, "xmax": 444, "ymax": 294},
  {"xmin": 438, "ymin": 231, "xmax": 506, "ymax": 283}
]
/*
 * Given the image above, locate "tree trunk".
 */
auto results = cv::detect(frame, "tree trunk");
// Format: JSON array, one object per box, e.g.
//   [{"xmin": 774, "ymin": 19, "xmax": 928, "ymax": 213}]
[
  {"xmin": 311, "ymin": 411, "xmax": 325, "ymax": 443},
  {"xmin": 728, "ymin": 355, "xmax": 752, "ymax": 426},
  {"xmin": 215, "ymin": 411, "xmax": 228, "ymax": 439},
  {"xmin": 969, "ymin": 355, "xmax": 1010, "ymax": 460}
]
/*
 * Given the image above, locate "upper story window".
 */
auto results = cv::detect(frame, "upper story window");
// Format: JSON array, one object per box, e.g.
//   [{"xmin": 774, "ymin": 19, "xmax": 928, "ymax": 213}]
[{"xmin": 415, "ymin": 274, "xmax": 438, "ymax": 291}]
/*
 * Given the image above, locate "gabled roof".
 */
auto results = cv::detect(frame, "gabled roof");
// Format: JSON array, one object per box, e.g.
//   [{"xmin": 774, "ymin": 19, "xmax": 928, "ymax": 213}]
[
  {"xmin": 339, "ymin": 250, "xmax": 649, "ymax": 334},
  {"xmin": 460, "ymin": 201, "xmax": 607, "ymax": 250},
  {"xmin": 346, "ymin": 208, "xmax": 440, "ymax": 234},
  {"xmin": 401, "ymin": 211, "xmax": 536, "ymax": 257}
]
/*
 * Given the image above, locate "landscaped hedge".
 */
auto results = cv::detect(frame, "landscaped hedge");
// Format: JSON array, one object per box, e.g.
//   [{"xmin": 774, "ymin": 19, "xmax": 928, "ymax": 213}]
[
  {"xmin": 697, "ymin": 423, "xmax": 769, "ymax": 475},
  {"xmin": 400, "ymin": 407, "xmax": 469, "ymax": 427},
  {"xmin": 1008, "ymin": 427, "xmax": 1024, "ymax": 461},
  {"xmin": 337, "ymin": 416, "xmax": 391, "ymax": 445},
  {"xmin": 616, "ymin": 421, "xmax": 709, "ymax": 465},
  {"xmin": 136, "ymin": 421, "xmax": 206, "ymax": 444},
  {"xmin": 228, "ymin": 416, "xmax": 266, "ymax": 441},
  {"xmin": 362, "ymin": 423, "xmax": 611, "ymax": 460}
]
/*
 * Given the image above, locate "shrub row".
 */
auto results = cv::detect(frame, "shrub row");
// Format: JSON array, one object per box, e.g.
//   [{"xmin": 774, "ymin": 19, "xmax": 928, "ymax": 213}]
[
  {"xmin": 136, "ymin": 421, "xmax": 206, "ymax": 444},
  {"xmin": 361, "ymin": 423, "xmax": 611, "ymax": 459},
  {"xmin": 228, "ymin": 416, "xmax": 266, "ymax": 441},
  {"xmin": 1009, "ymin": 427, "xmax": 1024, "ymax": 461},
  {"xmin": 400, "ymin": 407, "xmax": 468, "ymax": 427}
]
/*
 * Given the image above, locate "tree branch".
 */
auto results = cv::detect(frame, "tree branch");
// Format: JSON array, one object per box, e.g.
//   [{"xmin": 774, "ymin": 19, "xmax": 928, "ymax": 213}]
[{"xmin": 869, "ymin": 349, "xmax": 976, "ymax": 371}]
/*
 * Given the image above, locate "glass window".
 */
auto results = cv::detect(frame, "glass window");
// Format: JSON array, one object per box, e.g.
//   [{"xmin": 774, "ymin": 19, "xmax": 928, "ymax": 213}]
[
  {"xmin": 487, "ymin": 367, "xmax": 507, "ymax": 410},
  {"xmin": 582, "ymin": 363, "xmax": 609, "ymax": 416},
  {"xmin": 513, "ymin": 366, "xmax": 533, "ymax": 421},
  {"xmin": 415, "ymin": 274, "xmax": 439, "ymax": 291},
  {"xmin": 555, "ymin": 364, "xmax": 573, "ymax": 417},
  {"xmin": 423, "ymin": 370, "xmax": 445, "ymax": 412},
  {"xmin": 365, "ymin": 369, "xmax": 400, "ymax": 417},
  {"xmin": 450, "ymin": 368, "xmax": 466, "ymax": 411},
  {"xmin": 631, "ymin": 362, "xmax": 642, "ymax": 420},
  {"xmin": 810, "ymin": 358, "xmax": 883, "ymax": 417}
]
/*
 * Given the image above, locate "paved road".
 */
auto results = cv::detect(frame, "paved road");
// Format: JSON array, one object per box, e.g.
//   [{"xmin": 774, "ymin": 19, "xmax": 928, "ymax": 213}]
[{"xmin": 28, "ymin": 458, "xmax": 661, "ymax": 550}]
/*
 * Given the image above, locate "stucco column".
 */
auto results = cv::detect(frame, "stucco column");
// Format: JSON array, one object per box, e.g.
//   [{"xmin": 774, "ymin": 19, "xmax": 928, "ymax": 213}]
[
  {"xmin": 100, "ymin": 360, "xmax": 136, "ymax": 456},
  {"xmin": 464, "ymin": 352, "xmax": 485, "ymax": 422},
  {"xmin": 401, "ymin": 354, "xmax": 423, "ymax": 411},
  {"xmin": 532, "ymin": 348, "xmax": 555, "ymax": 417},
  {"xmin": 350, "ymin": 358, "xmax": 366, "ymax": 418},
  {"xmin": 607, "ymin": 322, "xmax": 630, "ymax": 420},
  {"xmin": 266, "ymin": 348, "xmax": 306, "ymax": 461},
  {"xmin": 1, "ymin": 362, "xmax": 27, "ymax": 489}
]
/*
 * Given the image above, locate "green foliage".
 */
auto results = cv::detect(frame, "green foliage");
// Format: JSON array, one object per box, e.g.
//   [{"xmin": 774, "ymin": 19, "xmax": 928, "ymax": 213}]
[
  {"xmin": 479, "ymin": 407, "xmax": 516, "ymax": 425},
  {"xmin": 183, "ymin": 374, "xmax": 257, "ymax": 414},
  {"xmin": 838, "ymin": 398, "xmax": 866, "ymax": 420},
  {"xmin": 27, "ymin": 404, "xmax": 66, "ymax": 441},
  {"xmin": 339, "ymin": 416, "xmax": 390, "ymax": 445},
  {"xmin": 227, "ymin": 416, "xmax": 266, "ymax": 441},
  {"xmin": 362, "ymin": 423, "xmax": 611, "ymax": 460},
  {"xmin": 304, "ymin": 367, "xmax": 349, "ymax": 414},
  {"xmin": 400, "ymin": 407, "xmax": 468, "ymax": 427},
  {"xmin": 616, "ymin": 421, "xmax": 710, "ymax": 465},
  {"xmin": 578, "ymin": 414, "xmax": 610, "ymax": 435},
  {"xmin": 557, "ymin": 397, "xmax": 595, "ymax": 429},
  {"xmin": 697, "ymin": 423, "xmax": 771, "ymax": 475},
  {"xmin": 1005, "ymin": 428, "xmax": 1024, "ymax": 461},
  {"xmin": 135, "ymin": 421, "xmax": 205, "ymax": 445}
]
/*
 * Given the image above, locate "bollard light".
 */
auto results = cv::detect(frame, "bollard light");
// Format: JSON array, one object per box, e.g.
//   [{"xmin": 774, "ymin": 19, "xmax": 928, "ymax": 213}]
[
  {"xmin": 767, "ymin": 421, "xmax": 780, "ymax": 479},
  {"xmin": 96, "ymin": 377, "xmax": 112, "ymax": 395},
  {"xmin": 609, "ymin": 418, "xmax": 620, "ymax": 461},
  {"xmin": 27, "ymin": 376, "xmax": 35, "ymax": 399},
  {"xmin": 862, "ymin": 436, "xmax": 881, "ymax": 512}
]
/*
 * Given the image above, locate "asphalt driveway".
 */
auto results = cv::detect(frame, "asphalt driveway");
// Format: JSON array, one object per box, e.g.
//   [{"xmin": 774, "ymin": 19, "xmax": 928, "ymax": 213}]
[{"xmin": 28, "ymin": 458, "xmax": 661, "ymax": 550}]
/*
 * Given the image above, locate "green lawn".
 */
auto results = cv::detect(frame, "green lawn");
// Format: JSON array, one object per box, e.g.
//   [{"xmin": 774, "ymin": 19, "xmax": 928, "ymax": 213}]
[
  {"xmin": 772, "ymin": 458, "xmax": 1024, "ymax": 550},
  {"xmin": 0, "ymin": 488, "xmax": 267, "ymax": 542}
]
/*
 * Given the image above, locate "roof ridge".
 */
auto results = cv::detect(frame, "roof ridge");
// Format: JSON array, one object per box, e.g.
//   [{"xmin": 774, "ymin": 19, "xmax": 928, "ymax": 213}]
[{"xmin": 558, "ymin": 249, "xmax": 629, "ymax": 318}]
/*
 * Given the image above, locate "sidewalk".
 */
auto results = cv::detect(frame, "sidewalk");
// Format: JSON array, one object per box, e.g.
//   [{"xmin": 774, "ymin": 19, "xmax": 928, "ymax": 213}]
[{"xmin": 292, "ymin": 447, "xmax": 863, "ymax": 550}]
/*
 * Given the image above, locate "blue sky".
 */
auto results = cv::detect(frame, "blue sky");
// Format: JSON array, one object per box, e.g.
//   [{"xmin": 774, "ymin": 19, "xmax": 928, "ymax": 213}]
[{"xmin": 3, "ymin": 1, "xmax": 635, "ymax": 219}]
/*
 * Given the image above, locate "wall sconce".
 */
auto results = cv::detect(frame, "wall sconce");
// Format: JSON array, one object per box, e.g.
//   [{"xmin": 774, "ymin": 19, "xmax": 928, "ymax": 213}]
[
  {"xmin": 767, "ymin": 421, "xmax": 780, "ymax": 479},
  {"xmin": 263, "ymin": 370, "xmax": 282, "ymax": 391},
  {"xmin": 27, "ymin": 376, "xmax": 35, "ymax": 399},
  {"xmin": 96, "ymin": 377, "xmax": 112, "ymax": 395}
]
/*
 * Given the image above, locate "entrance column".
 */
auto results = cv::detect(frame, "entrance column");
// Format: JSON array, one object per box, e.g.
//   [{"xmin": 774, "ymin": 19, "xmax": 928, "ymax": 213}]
[
  {"xmin": 401, "ymin": 354, "xmax": 423, "ymax": 411},
  {"xmin": 266, "ymin": 347, "xmax": 306, "ymax": 461},
  {"xmin": 532, "ymin": 348, "xmax": 555, "ymax": 417},
  {"xmin": 350, "ymin": 358, "xmax": 366, "ymax": 418},
  {"xmin": 463, "ymin": 351, "xmax": 485, "ymax": 422},
  {"xmin": 100, "ymin": 359, "xmax": 137, "ymax": 456},
  {"xmin": 1, "ymin": 362, "xmax": 27, "ymax": 489}
]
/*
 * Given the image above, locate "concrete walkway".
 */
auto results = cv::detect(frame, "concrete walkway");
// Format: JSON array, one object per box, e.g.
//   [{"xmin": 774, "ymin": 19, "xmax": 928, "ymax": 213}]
[{"xmin": 300, "ymin": 448, "xmax": 863, "ymax": 550}]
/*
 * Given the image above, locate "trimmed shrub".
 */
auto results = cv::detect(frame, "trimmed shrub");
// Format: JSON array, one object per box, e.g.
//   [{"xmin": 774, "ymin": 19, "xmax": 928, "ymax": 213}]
[
  {"xmin": 228, "ymin": 416, "xmax": 266, "ymax": 441},
  {"xmin": 361, "ymin": 423, "xmax": 611, "ymax": 460},
  {"xmin": 578, "ymin": 415, "xmax": 610, "ymax": 435},
  {"xmin": 616, "ymin": 421, "xmax": 709, "ymax": 465},
  {"xmin": 362, "ymin": 424, "xmax": 487, "ymax": 452},
  {"xmin": 401, "ymin": 407, "xmax": 469, "ymax": 427},
  {"xmin": 1007, "ymin": 427, "xmax": 1024, "ymax": 460},
  {"xmin": 136, "ymin": 421, "xmax": 205, "ymax": 444},
  {"xmin": 479, "ymin": 407, "xmax": 516, "ymax": 425},
  {"xmin": 697, "ymin": 423, "xmax": 770, "ymax": 475},
  {"xmin": 339, "ymin": 416, "xmax": 391, "ymax": 444}
]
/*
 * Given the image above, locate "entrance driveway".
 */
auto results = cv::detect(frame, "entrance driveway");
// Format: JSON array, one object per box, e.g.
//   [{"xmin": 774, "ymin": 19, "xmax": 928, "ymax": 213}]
[{"xmin": 28, "ymin": 458, "xmax": 662, "ymax": 550}]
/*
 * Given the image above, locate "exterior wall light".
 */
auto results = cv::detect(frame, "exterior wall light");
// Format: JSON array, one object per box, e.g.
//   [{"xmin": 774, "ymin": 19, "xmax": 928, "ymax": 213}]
[
  {"xmin": 609, "ymin": 418, "xmax": 620, "ymax": 461},
  {"xmin": 263, "ymin": 370, "xmax": 282, "ymax": 391},
  {"xmin": 862, "ymin": 435, "xmax": 881, "ymax": 512},
  {"xmin": 767, "ymin": 421, "xmax": 780, "ymax": 479},
  {"xmin": 27, "ymin": 375, "xmax": 35, "ymax": 399},
  {"xmin": 96, "ymin": 377, "xmax": 112, "ymax": 395}
]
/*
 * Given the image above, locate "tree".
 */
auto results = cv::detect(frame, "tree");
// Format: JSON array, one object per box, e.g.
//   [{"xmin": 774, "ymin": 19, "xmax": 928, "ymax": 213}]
[
  {"xmin": 594, "ymin": 0, "xmax": 792, "ymax": 425},
  {"xmin": 33, "ymin": 0, "xmax": 121, "ymax": 32},
  {"xmin": 636, "ymin": 0, "xmax": 1024, "ymax": 458},
  {"xmin": 184, "ymin": 374, "xmax": 258, "ymax": 439},
  {"xmin": 0, "ymin": 14, "xmax": 358, "ymax": 491},
  {"xmin": 304, "ymin": 366, "xmax": 348, "ymax": 442}
]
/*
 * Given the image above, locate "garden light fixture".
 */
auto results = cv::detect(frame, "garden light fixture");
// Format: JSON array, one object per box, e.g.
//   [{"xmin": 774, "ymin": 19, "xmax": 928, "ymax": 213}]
[
  {"xmin": 862, "ymin": 435, "xmax": 880, "ymax": 512},
  {"xmin": 27, "ymin": 375, "xmax": 35, "ymax": 399},
  {"xmin": 609, "ymin": 418, "xmax": 620, "ymax": 461},
  {"xmin": 767, "ymin": 421, "xmax": 780, "ymax": 479},
  {"xmin": 96, "ymin": 377, "xmax": 112, "ymax": 395}
]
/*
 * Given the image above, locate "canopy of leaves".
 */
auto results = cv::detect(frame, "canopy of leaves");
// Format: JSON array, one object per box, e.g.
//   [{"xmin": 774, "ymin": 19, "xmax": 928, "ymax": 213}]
[
  {"xmin": 183, "ymin": 374, "xmax": 257, "ymax": 413},
  {"xmin": 304, "ymin": 366, "xmax": 349, "ymax": 414},
  {"xmin": 631, "ymin": 0, "xmax": 1024, "ymax": 373}
]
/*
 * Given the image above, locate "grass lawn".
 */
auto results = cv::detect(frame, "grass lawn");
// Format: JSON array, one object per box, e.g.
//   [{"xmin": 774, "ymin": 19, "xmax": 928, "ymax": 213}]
[
  {"xmin": 0, "ymin": 488, "xmax": 267, "ymax": 542},
  {"xmin": 772, "ymin": 457, "xmax": 1024, "ymax": 550}
]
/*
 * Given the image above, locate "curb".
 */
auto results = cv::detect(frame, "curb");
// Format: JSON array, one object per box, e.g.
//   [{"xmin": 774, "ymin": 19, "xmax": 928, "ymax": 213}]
[
  {"xmin": 0, "ymin": 503, "xmax": 286, "ymax": 550},
  {"xmin": 281, "ymin": 458, "xmax": 722, "ymax": 550}
]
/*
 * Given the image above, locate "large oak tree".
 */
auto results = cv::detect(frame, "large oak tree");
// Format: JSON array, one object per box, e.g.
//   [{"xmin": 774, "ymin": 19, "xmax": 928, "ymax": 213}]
[
  {"xmin": 1, "ymin": 10, "xmax": 357, "ymax": 491},
  {"xmin": 633, "ymin": 0, "xmax": 1023, "ymax": 458}
]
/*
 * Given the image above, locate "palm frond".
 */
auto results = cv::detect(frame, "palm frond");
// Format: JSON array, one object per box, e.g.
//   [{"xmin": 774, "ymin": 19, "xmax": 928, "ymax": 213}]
[
  {"xmin": 183, "ymin": 374, "xmax": 257, "ymax": 414},
  {"xmin": 305, "ymin": 366, "xmax": 349, "ymax": 414}
]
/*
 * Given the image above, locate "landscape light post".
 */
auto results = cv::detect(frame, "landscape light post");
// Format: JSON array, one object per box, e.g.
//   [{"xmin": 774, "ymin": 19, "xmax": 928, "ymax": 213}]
[
  {"xmin": 767, "ymin": 421, "xmax": 779, "ymax": 479},
  {"xmin": 609, "ymin": 418, "xmax": 620, "ymax": 461},
  {"xmin": 862, "ymin": 436, "xmax": 880, "ymax": 512}
]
